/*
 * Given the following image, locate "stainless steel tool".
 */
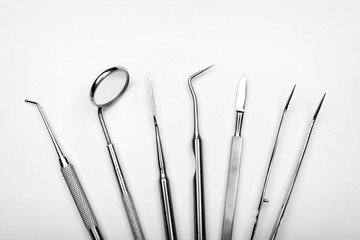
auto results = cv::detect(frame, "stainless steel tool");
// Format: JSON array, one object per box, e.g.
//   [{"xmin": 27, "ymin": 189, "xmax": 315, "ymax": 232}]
[
  {"xmin": 249, "ymin": 85, "xmax": 296, "ymax": 240},
  {"xmin": 269, "ymin": 94, "xmax": 326, "ymax": 240},
  {"xmin": 148, "ymin": 74, "xmax": 177, "ymax": 240},
  {"xmin": 188, "ymin": 65, "xmax": 213, "ymax": 240},
  {"xmin": 221, "ymin": 74, "xmax": 247, "ymax": 240},
  {"xmin": 89, "ymin": 66, "xmax": 145, "ymax": 240},
  {"xmin": 25, "ymin": 100, "xmax": 103, "ymax": 240}
]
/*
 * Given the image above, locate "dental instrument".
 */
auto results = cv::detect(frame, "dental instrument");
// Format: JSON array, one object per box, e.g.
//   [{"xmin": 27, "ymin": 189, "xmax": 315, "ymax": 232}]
[
  {"xmin": 188, "ymin": 65, "xmax": 213, "ymax": 240},
  {"xmin": 269, "ymin": 94, "xmax": 326, "ymax": 240},
  {"xmin": 148, "ymin": 74, "xmax": 178, "ymax": 240},
  {"xmin": 25, "ymin": 99, "xmax": 103, "ymax": 240},
  {"xmin": 249, "ymin": 85, "xmax": 296, "ymax": 240},
  {"xmin": 221, "ymin": 74, "xmax": 247, "ymax": 240},
  {"xmin": 89, "ymin": 66, "xmax": 145, "ymax": 240}
]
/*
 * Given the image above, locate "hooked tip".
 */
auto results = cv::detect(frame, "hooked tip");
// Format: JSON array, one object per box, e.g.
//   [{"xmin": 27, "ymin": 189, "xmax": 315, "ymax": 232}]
[
  {"xmin": 25, "ymin": 99, "xmax": 39, "ymax": 105},
  {"xmin": 312, "ymin": 93, "xmax": 326, "ymax": 121},
  {"xmin": 188, "ymin": 64, "xmax": 214, "ymax": 84},
  {"xmin": 284, "ymin": 84, "xmax": 296, "ymax": 111}
]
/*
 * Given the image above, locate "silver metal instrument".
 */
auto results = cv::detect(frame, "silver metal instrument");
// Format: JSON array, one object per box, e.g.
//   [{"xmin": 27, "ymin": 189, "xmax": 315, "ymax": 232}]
[
  {"xmin": 249, "ymin": 85, "xmax": 296, "ymax": 240},
  {"xmin": 89, "ymin": 66, "xmax": 145, "ymax": 240},
  {"xmin": 148, "ymin": 74, "xmax": 177, "ymax": 240},
  {"xmin": 25, "ymin": 100, "xmax": 103, "ymax": 240},
  {"xmin": 269, "ymin": 94, "xmax": 326, "ymax": 240},
  {"xmin": 188, "ymin": 65, "xmax": 213, "ymax": 240},
  {"xmin": 221, "ymin": 74, "xmax": 247, "ymax": 240}
]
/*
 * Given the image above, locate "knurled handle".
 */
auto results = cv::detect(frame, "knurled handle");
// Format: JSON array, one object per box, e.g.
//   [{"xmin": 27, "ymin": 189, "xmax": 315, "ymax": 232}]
[
  {"xmin": 122, "ymin": 192, "xmax": 145, "ymax": 240},
  {"xmin": 61, "ymin": 164, "xmax": 98, "ymax": 230}
]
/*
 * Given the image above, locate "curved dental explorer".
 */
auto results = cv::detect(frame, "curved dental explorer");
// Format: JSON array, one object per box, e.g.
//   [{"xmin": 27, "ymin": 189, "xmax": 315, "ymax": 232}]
[
  {"xmin": 188, "ymin": 65, "xmax": 214, "ymax": 240},
  {"xmin": 249, "ymin": 85, "xmax": 296, "ymax": 240},
  {"xmin": 25, "ymin": 100, "xmax": 103, "ymax": 240},
  {"xmin": 269, "ymin": 93, "xmax": 326, "ymax": 240},
  {"xmin": 148, "ymin": 74, "xmax": 178, "ymax": 240},
  {"xmin": 221, "ymin": 74, "xmax": 247, "ymax": 240}
]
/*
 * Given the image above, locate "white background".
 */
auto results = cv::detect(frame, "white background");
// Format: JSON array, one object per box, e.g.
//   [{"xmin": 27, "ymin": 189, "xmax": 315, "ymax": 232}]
[{"xmin": 0, "ymin": 0, "xmax": 359, "ymax": 239}]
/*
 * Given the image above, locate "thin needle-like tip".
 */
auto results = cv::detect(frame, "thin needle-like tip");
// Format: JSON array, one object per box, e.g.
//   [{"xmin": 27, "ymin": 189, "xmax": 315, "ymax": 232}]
[
  {"xmin": 189, "ymin": 64, "xmax": 214, "ymax": 83},
  {"xmin": 284, "ymin": 85, "xmax": 296, "ymax": 111},
  {"xmin": 25, "ymin": 99, "xmax": 65, "ymax": 160},
  {"xmin": 312, "ymin": 93, "xmax": 326, "ymax": 121},
  {"xmin": 148, "ymin": 73, "xmax": 156, "ymax": 118}
]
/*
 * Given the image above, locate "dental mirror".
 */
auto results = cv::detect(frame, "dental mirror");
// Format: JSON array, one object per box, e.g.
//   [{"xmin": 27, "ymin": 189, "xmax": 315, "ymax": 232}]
[
  {"xmin": 88, "ymin": 66, "xmax": 145, "ymax": 239},
  {"xmin": 90, "ymin": 66, "xmax": 129, "ymax": 108}
]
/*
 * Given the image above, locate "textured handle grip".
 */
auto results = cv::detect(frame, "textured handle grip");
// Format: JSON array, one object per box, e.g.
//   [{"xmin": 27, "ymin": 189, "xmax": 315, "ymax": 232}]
[
  {"xmin": 61, "ymin": 164, "xmax": 98, "ymax": 230},
  {"xmin": 122, "ymin": 192, "xmax": 145, "ymax": 240}
]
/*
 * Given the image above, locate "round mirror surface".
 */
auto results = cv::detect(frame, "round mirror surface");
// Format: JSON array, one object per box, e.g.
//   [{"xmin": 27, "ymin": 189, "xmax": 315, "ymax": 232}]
[{"xmin": 90, "ymin": 67, "xmax": 129, "ymax": 108}]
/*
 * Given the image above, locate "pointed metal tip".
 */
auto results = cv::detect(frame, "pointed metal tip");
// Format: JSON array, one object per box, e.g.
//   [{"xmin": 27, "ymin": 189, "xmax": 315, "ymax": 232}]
[
  {"xmin": 148, "ymin": 73, "xmax": 156, "ymax": 118},
  {"xmin": 197, "ymin": 64, "xmax": 214, "ymax": 74},
  {"xmin": 25, "ymin": 99, "xmax": 38, "ymax": 105},
  {"xmin": 203, "ymin": 64, "xmax": 215, "ymax": 71},
  {"xmin": 239, "ymin": 74, "xmax": 248, "ymax": 86},
  {"xmin": 189, "ymin": 64, "xmax": 214, "ymax": 83},
  {"xmin": 312, "ymin": 93, "xmax": 326, "ymax": 121},
  {"xmin": 241, "ymin": 73, "xmax": 247, "ymax": 80},
  {"xmin": 284, "ymin": 85, "xmax": 296, "ymax": 111}
]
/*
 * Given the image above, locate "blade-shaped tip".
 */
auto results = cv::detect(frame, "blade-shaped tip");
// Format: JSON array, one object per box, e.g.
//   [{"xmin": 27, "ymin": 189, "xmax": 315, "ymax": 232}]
[
  {"xmin": 148, "ymin": 73, "xmax": 156, "ymax": 117},
  {"xmin": 284, "ymin": 84, "xmax": 296, "ymax": 111},
  {"xmin": 312, "ymin": 93, "xmax": 326, "ymax": 121},
  {"xmin": 236, "ymin": 74, "xmax": 247, "ymax": 112}
]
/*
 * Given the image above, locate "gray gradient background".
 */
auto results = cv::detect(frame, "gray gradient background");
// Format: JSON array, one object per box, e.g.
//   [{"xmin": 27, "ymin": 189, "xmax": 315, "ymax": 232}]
[{"xmin": 0, "ymin": 0, "xmax": 359, "ymax": 239}]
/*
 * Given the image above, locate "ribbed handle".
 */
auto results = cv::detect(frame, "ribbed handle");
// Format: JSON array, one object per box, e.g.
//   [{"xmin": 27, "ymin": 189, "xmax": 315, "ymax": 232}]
[
  {"xmin": 61, "ymin": 164, "xmax": 98, "ymax": 230},
  {"xmin": 122, "ymin": 192, "xmax": 145, "ymax": 240}
]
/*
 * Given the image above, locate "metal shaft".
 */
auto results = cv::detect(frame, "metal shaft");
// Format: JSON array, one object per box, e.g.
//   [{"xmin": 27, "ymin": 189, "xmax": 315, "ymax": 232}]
[
  {"xmin": 25, "ymin": 100, "xmax": 103, "ymax": 240},
  {"xmin": 221, "ymin": 111, "xmax": 244, "ymax": 240},
  {"xmin": 269, "ymin": 94, "xmax": 325, "ymax": 240},
  {"xmin": 97, "ymin": 107, "xmax": 145, "ymax": 240},
  {"xmin": 193, "ymin": 138, "xmax": 206, "ymax": 240},
  {"xmin": 250, "ymin": 85, "xmax": 296, "ymax": 240},
  {"xmin": 25, "ymin": 99, "xmax": 68, "ymax": 166},
  {"xmin": 221, "ymin": 74, "xmax": 247, "ymax": 240},
  {"xmin": 188, "ymin": 65, "xmax": 213, "ymax": 240},
  {"xmin": 154, "ymin": 122, "xmax": 177, "ymax": 240},
  {"xmin": 149, "ymin": 76, "xmax": 177, "ymax": 240}
]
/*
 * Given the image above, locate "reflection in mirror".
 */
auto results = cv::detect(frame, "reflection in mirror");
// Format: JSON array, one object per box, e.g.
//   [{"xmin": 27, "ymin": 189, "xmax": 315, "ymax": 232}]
[{"xmin": 93, "ymin": 70, "xmax": 128, "ymax": 106}]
